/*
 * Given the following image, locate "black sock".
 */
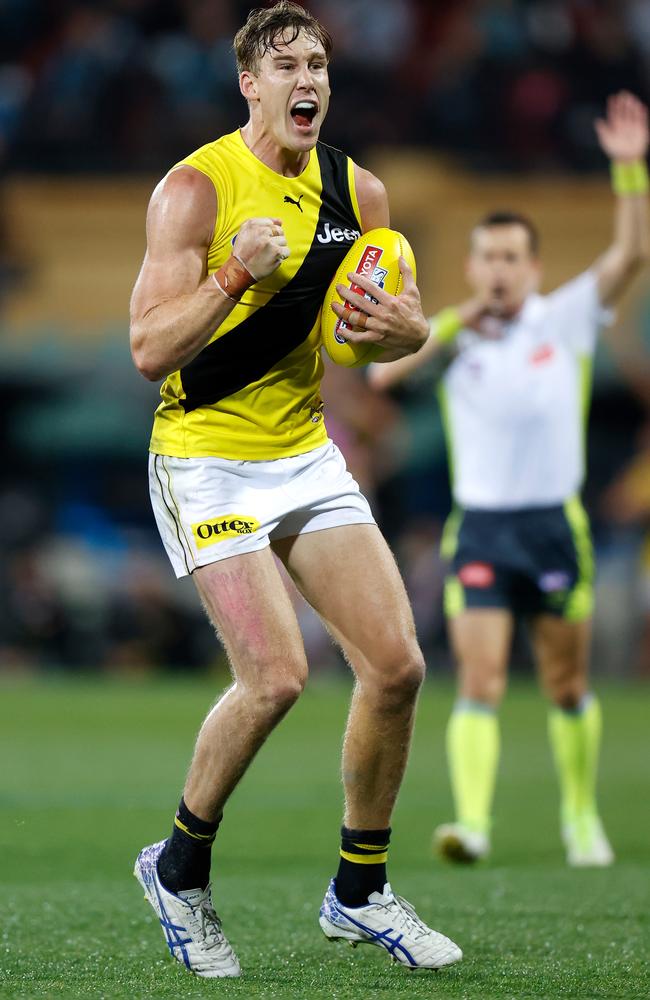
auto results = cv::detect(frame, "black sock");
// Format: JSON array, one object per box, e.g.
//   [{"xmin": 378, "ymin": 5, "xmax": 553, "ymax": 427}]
[
  {"xmin": 157, "ymin": 798, "xmax": 221, "ymax": 893},
  {"xmin": 334, "ymin": 826, "xmax": 391, "ymax": 907}
]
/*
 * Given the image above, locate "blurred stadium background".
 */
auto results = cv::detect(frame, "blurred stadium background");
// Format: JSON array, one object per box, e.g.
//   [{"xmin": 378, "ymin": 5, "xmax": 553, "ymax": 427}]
[
  {"xmin": 3, "ymin": 3, "xmax": 650, "ymax": 998},
  {"xmin": 1, "ymin": 0, "xmax": 650, "ymax": 678}
]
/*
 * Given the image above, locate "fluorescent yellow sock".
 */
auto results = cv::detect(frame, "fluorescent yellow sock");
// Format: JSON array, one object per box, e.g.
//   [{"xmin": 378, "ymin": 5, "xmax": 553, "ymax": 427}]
[
  {"xmin": 548, "ymin": 694, "xmax": 602, "ymax": 826},
  {"xmin": 446, "ymin": 700, "xmax": 500, "ymax": 836}
]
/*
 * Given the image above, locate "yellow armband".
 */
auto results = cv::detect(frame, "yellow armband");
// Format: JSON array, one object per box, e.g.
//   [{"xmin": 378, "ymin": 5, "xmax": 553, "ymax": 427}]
[
  {"xmin": 431, "ymin": 306, "xmax": 462, "ymax": 346},
  {"xmin": 611, "ymin": 160, "xmax": 649, "ymax": 196}
]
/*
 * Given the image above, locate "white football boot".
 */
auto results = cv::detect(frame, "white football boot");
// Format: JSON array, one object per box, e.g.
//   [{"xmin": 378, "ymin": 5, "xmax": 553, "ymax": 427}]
[
  {"xmin": 134, "ymin": 840, "xmax": 241, "ymax": 978},
  {"xmin": 433, "ymin": 823, "xmax": 490, "ymax": 864},
  {"xmin": 562, "ymin": 815, "xmax": 614, "ymax": 867},
  {"xmin": 319, "ymin": 879, "xmax": 462, "ymax": 969}
]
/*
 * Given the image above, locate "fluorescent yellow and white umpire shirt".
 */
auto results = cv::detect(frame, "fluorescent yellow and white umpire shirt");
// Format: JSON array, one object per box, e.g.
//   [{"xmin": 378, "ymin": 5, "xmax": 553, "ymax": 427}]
[{"xmin": 439, "ymin": 271, "xmax": 612, "ymax": 510}]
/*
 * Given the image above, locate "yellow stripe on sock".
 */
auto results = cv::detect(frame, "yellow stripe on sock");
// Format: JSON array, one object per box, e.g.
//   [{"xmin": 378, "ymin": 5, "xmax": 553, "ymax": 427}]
[
  {"xmin": 352, "ymin": 842, "xmax": 387, "ymax": 851},
  {"xmin": 174, "ymin": 816, "xmax": 215, "ymax": 842},
  {"xmin": 340, "ymin": 849, "xmax": 388, "ymax": 865}
]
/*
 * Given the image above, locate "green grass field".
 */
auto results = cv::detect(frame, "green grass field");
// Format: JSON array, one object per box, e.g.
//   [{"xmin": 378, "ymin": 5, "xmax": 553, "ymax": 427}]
[{"xmin": 1, "ymin": 675, "xmax": 648, "ymax": 1000}]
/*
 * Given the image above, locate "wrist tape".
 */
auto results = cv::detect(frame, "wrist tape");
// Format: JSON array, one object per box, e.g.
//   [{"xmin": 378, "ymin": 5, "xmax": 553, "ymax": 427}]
[
  {"xmin": 611, "ymin": 160, "xmax": 649, "ymax": 196},
  {"xmin": 432, "ymin": 306, "xmax": 463, "ymax": 346},
  {"xmin": 212, "ymin": 254, "xmax": 256, "ymax": 302}
]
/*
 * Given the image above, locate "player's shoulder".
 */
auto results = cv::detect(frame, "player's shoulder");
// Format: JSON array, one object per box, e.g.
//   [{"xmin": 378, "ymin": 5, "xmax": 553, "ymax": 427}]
[
  {"xmin": 350, "ymin": 160, "xmax": 388, "ymax": 230},
  {"xmin": 156, "ymin": 132, "xmax": 242, "ymax": 197},
  {"xmin": 146, "ymin": 162, "xmax": 217, "ymax": 247},
  {"xmin": 316, "ymin": 140, "xmax": 385, "ymax": 199},
  {"xmin": 163, "ymin": 131, "xmax": 244, "ymax": 197},
  {"xmin": 150, "ymin": 164, "xmax": 215, "ymax": 216},
  {"xmin": 181, "ymin": 131, "xmax": 241, "ymax": 168},
  {"xmin": 353, "ymin": 163, "xmax": 387, "ymax": 204}
]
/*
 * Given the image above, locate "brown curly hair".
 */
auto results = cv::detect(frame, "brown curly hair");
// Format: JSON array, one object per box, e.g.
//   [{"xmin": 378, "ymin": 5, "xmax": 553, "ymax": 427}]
[{"xmin": 234, "ymin": 2, "xmax": 333, "ymax": 74}]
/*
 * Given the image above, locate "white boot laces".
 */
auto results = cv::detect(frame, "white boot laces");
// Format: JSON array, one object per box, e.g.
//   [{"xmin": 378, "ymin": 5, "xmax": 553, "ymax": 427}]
[{"xmin": 392, "ymin": 894, "xmax": 433, "ymax": 941}]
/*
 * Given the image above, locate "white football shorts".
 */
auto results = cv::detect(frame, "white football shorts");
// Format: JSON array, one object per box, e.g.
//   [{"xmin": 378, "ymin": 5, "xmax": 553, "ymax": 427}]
[{"xmin": 149, "ymin": 440, "xmax": 375, "ymax": 578}]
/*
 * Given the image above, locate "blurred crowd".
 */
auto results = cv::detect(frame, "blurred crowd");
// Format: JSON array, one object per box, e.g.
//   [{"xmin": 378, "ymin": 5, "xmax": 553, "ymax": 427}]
[
  {"xmin": 2, "ymin": 0, "xmax": 650, "ymax": 172},
  {"xmin": 2, "ymin": 0, "xmax": 650, "ymax": 676},
  {"xmin": 2, "ymin": 332, "xmax": 650, "ymax": 677}
]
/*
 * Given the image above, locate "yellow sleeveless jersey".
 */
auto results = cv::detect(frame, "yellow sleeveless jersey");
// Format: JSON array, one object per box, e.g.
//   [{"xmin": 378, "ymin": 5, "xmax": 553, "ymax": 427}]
[{"xmin": 149, "ymin": 130, "xmax": 363, "ymax": 460}]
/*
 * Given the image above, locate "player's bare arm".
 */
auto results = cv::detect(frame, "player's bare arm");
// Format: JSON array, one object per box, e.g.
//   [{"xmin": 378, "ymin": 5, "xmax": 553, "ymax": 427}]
[
  {"xmin": 130, "ymin": 166, "xmax": 289, "ymax": 381},
  {"xmin": 328, "ymin": 163, "xmax": 429, "ymax": 360},
  {"xmin": 592, "ymin": 91, "xmax": 650, "ymax": 305},
  {"xmin": 354, "ymin": 164, "xmax": 390, "ymax": 231}
]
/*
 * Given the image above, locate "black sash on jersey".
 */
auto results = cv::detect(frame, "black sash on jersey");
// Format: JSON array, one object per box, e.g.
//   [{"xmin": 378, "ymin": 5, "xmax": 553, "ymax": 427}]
[{"xmin": 180, "ymin": 143, "xmax": 360, "ymax": 413}]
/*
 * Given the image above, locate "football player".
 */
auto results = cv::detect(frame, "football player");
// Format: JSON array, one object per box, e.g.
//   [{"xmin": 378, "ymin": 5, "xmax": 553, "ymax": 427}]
[{"xmin": 130, "ymin": 0, "xmax": 461, "ymax": 978}]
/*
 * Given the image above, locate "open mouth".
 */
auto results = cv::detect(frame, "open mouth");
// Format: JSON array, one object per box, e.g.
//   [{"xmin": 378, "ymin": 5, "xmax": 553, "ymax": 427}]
[{"xmin": 290, "ymin": 100, "xmax": 318, "ymax": 129}]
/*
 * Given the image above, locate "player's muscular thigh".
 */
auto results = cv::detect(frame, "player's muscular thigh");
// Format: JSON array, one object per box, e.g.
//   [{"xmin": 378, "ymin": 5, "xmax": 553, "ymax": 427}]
[
  {"xmin": 274, "ymin": 525, "xmax": 424, "ymax": 693},
  {"xmin": 194, "ymin": 553, "xmax": 306, "ymax": 685}
]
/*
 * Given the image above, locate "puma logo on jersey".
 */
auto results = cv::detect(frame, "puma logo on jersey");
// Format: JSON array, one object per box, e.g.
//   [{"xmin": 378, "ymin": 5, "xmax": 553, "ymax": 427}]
[
  {"xmin": 284, "ymin": 194, "xmax": 304, "ymax": 212},
  {"xmin": 317, "ymin": 221, "xmax": 361, "ymax": 244}
]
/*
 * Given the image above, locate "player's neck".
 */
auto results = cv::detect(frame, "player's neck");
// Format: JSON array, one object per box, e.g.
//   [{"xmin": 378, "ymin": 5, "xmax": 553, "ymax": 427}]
[{"xmin": 240, "ymin": 121, "xmax": 310, "ymax": 178}]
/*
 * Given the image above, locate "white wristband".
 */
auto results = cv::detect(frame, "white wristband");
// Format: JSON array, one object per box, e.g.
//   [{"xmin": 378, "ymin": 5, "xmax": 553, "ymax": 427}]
[{"xmin": 212, "ymin": 272, "xmax": 238, "ymax": 303}]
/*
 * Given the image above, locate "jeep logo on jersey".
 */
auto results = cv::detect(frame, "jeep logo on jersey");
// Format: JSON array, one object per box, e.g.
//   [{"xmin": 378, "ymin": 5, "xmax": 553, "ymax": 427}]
[
  {"xmin": 191, "ymin": 515, "xmax": 261, "ymax": 548},
  {"xmin": 335, "ymin": 244, "xmax": 388, "ymax": 343},
  {"xmin": 317, "ymin": 222, "xmax": 361, "ymax": 244}
]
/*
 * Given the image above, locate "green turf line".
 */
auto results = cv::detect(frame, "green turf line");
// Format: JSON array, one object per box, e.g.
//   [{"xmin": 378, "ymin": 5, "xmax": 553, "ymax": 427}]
[{"xmin": 1, "ymin": 677, "xmax": 648, "ymax": 999}]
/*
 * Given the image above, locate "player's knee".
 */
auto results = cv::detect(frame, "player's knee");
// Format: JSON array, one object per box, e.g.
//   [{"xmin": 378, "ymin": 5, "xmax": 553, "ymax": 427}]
[
  {"xmin": 256, "ymin": 662, "xmax": 307, "ymax": 717},
  {"xmin": 374, "ymin": 643, "xmax": 425, "ymax": 705}
]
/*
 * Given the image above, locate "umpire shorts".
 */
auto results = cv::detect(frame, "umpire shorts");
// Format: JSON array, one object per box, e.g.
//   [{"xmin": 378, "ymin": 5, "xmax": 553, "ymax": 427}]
[{"xmin": 442, "ymin": 498, "xmax": 594, "ymax": 622}]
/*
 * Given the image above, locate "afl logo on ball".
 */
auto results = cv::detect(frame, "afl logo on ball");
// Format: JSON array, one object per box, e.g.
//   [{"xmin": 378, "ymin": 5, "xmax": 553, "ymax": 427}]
[{"xmin": 459, "ymin": 562, "xmax": 495, "ymax": 588}]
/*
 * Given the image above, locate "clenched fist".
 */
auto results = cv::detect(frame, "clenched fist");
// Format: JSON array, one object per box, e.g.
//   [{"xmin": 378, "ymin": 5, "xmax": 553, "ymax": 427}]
[{"xmin": 233, "ymin": 218, "xmax": 290, "ymax": 281}]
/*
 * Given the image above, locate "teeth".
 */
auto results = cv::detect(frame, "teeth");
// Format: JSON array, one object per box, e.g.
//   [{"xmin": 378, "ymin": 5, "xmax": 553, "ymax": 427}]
[{"xmin": 293, "ymin": 101, "xmax": 316, "ymax": 110}]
